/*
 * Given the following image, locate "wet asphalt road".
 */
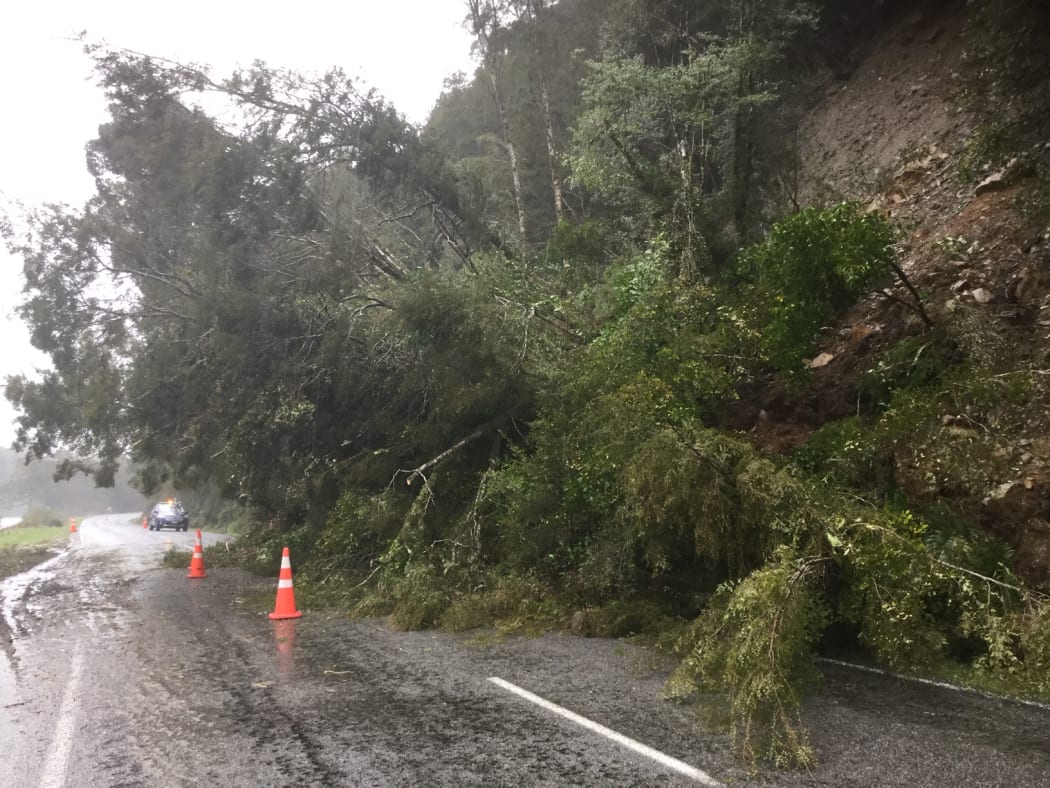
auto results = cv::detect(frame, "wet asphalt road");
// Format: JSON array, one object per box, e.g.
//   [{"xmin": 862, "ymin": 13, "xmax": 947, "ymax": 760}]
[{"xmin": 2, "ymin": 514, "xmax": 1049, "ymax": 787}]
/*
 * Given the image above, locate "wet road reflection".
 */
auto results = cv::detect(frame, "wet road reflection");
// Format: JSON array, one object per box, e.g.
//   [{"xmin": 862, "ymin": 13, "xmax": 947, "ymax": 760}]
[{"xmin": 273, "ymin": 618, "xmax": 297, "ymax": 679}]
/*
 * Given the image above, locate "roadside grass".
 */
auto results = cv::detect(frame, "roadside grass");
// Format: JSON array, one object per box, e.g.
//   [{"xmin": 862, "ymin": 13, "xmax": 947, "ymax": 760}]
[
  {"xmin": 0, "ymin": 525, "xmax": 67, "ymax": 581},
  {"xmin": 159, "ymin": 546, "xmax": 191, "ymax": 569},
  {"xmin": 201, "ymin": 539, "xmax": 244, "ymax": 568},
  {"xmin": 0, "ymin": 525, "xmax": 68, "ymax": 550},
  {"xmin": 160, "ymin": 537, "xmax": 242, "ymax": 571},
  {"xmin": 293, "ymin": 565, "xmax": 693, "ymax": 647}
]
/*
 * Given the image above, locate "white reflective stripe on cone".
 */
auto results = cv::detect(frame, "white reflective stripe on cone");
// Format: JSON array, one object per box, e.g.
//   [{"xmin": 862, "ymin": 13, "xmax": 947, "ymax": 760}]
[
  {"xmin": 281, "ymin": 556, "xmax": 292, "ymax": 569},
  {"xmin": 278, "ymin": 579, "xmax": 294, "ymax": 589}
]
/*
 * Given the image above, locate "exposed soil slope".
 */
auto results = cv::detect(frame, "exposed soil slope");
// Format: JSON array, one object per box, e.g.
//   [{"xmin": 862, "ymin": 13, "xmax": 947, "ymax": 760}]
[{"xmin": 744, "ymin": 0, "xmax": 1050, "ymax": 586}]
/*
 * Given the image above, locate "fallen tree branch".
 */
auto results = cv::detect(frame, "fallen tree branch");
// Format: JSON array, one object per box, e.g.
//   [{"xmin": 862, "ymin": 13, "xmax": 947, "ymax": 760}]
[
  {"xmin": 402, "ymin": 427, "xmax": 486, "ymax": 487},
  {"xmin": 492, "ymin": 291, "xmax": 586, "ymax": 345}
]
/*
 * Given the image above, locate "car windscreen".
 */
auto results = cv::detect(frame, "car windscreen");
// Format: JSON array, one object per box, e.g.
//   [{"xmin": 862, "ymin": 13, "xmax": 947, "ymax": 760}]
[{"xmin": 154, "ymin": 504, "xmax": 181, "ymax": 516}]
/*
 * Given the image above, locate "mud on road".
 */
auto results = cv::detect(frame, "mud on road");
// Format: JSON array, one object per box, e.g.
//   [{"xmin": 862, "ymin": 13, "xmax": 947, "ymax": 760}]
[{"xmin": 2, "ymin": 515, "xmax": 1050, "ymax": 787}]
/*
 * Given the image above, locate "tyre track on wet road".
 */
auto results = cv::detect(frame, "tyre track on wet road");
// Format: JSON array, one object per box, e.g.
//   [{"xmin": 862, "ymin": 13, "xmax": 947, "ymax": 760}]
[{"xmin": 149, "ymin": 587, "xmax": 344, "ymax": 786}]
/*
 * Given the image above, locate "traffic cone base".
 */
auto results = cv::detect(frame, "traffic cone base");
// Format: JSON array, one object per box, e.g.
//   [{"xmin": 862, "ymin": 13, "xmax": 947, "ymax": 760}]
[
  {"xmin": 187, "ymin": 528, "xmax": 207, "ymax": 578},
  {"xmin": 269, "ymin": 547, "xmax": 302, "ymax": 619}
]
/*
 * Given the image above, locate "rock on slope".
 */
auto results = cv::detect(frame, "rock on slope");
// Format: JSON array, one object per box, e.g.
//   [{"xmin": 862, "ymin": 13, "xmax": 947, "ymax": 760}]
[{"xmin": 761, "ymin": 0, "xmax": 1050, "ymax": 587}]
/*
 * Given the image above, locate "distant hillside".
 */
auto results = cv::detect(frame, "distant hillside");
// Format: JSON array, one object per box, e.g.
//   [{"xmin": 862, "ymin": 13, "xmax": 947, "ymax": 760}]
[{"xmin": 0, "ymin": 448, "xmax": 148, "ymax": 518}]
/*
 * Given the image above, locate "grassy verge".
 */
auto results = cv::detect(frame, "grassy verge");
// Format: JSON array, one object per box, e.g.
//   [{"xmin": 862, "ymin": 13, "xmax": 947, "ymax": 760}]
[
  {"xmin": 0, "ymin": 526, "xmax": 67, "ymax": 581},
  {"xmin": 160, "ymin": 539, "xmax": 244, "ymax": 571},
  {"xmin": 0, "ymin": 525, "xmax": 68, "ymax": 550},
  {"xmin": 159, "ymin": 546, "xmax": 191, "ymax": 569}
]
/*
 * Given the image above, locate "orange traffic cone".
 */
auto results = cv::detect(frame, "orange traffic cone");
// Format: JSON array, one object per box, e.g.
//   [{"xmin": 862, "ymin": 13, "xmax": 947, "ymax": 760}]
[
  {"xmin": 187, "ymin": 529, "xmax": 207, "ymax": 578},
  {"xmin": 142, "ymin": 517, "xmax": 148, "ymax": 529},
  {"xmin": 69, "ymin": 518, "xmax": 77, "ymax": 533},
  {"xmin": 268, "ymin": 547, "xmax": 302, "ymax": 620}
]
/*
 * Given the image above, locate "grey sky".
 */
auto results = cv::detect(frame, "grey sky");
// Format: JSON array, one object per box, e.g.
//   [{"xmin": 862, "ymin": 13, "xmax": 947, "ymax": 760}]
[{"xmin": 0, "ymin": 0, "xmax": 476, "ymax": 447}]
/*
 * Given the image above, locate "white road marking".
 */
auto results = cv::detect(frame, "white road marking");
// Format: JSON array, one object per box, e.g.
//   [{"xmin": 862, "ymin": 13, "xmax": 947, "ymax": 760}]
[
  {"xmin": 818, "ymin": 657, "xmax": 1050, "ymax": 712},
  {"xmin": 38, "ymin": 642, "xmax": 84, "ymax": 788},
  {"xmin": 487, "ymin": 676, "xmax": 722, "ymax": 785}
]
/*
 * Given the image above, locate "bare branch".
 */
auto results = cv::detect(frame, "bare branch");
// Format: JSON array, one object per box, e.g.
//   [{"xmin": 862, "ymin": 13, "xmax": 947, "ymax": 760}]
[{"xmin": 398, "ymin": 427, "xmax": 487, "ymax": 488}]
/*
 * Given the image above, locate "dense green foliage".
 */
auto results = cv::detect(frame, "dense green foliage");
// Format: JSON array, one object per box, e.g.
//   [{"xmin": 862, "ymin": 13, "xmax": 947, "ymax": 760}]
[
  {"xmin": 4, "ymin": 0, "xmax": 1049, "ymax": 769},
  {"xmin": 738, "ymin": 203, "xmax": 899, "ymax": 373}
]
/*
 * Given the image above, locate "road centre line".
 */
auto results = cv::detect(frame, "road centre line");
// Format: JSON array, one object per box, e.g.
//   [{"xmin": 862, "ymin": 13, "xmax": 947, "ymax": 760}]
[
  {"xmin": 38, "ymin": 641, "xmax": 84, "ymax": 788},
  {"xmin": 487, "ymin": 676, "xmax": 722, "ymax": 785}
]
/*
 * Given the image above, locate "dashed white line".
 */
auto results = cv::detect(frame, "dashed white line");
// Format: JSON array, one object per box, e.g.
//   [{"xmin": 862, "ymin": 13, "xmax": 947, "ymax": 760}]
[
  {"xmin": 487, "ymin": 676, "xmax": 722, "ymax": 785},
  {"xmin": 38, "ymin": 642, "xmax": 84, "ymax": 788}
]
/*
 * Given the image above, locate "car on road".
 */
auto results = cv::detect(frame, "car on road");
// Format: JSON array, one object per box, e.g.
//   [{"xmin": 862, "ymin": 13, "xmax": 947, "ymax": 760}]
[{"xmin": 148, "ymin": 501, "xmax": 190, "ymax": 532}]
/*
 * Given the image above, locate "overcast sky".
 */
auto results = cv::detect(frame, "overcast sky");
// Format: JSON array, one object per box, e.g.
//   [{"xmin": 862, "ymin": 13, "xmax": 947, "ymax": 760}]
[{"xmin": 0, "ymin": 1, "xmax": 476, "ymax": 447}]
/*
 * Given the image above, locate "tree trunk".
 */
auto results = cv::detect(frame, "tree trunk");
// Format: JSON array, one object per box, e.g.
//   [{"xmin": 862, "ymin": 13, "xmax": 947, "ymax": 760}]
[
  {"xmin": 487, "ymin": 69, "xmax": 529, "ymax": 239},
  {"xmin": 676, "ymin": 135, "xmax": 698, "ymax": 281},
  {"xmin": 469, "ymin": 0, "xmax": 528, "ymax": 240},
  {"xmin": 732, "ymin": 71, "xmax": 755, "ymax": 236},
  {"xmin": 538, "ymin": 75, "xmax": 564, "ymax": 225},
  {"xmin": 733, "ymin": 0, "xmax": 757, "ymax": 237},
  {"xmin": 523, "ymin": 0, "xmax": 563, "ymax": 226}
]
